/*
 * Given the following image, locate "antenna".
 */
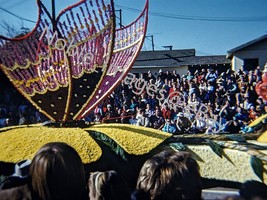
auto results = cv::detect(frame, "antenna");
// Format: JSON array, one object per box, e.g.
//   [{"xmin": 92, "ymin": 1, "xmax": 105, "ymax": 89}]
[
  {"xmin": 115, "ymin": 9, "xmax": 123, "ymax": 28},
  {"xmin": 162, "ymin": 45, "xmax": 173, "ymax": 50},
  {"xmin": 145, "ymin": 35, "xmax": 155, "ymax": 51}
]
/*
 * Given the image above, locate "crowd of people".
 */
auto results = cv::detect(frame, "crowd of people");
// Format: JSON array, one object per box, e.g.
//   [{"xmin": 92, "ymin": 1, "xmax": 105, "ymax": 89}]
[
  {"xmin": 0, "ymin": 86, "xmax": 44, "ymax": 128},
  {"xmin": 1, "ymin": 142, "xmax": 267, "ymax": 200},
  {"xmin": 1, "ymin": 64, "xmax": 267, "ymax": 134},
  {"xmin": 88, "ymin": 65, "xmax": 267, "ymax": 134}
]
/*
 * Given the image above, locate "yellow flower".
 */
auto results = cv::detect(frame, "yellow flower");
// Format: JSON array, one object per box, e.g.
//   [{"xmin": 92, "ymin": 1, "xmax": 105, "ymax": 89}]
[
  {"xmin": 0, "ymin": 126, "xmax": 101, "ymax": 163},
  {"xmin": 0, "ymin": 124, "xmax": 170, "ymax": 163},
  {"xmin": 86, "ymin": 123, "xmax": 171, "ymax": 155}
]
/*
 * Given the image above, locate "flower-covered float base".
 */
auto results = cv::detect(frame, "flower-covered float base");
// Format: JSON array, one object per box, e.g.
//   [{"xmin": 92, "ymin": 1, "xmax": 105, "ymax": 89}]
[{"xmin": 0, "ymin": 123, "xmax": 266, "ymax": 189}]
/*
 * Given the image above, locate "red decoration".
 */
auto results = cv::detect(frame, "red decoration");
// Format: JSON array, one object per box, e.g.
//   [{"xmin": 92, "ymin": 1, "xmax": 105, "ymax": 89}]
[{"xmin": 256, "ymin": 65, "xmax": 267, "ymax": 102}]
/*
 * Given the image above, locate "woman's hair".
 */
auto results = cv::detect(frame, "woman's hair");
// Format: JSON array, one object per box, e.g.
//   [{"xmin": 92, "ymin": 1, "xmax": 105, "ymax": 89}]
[
  {"xmin": 88, "ymin": 170, "xmax": 131, "ymax": 200},
  {"xmin": 136, "ymin": 150, "xmax": 202, "ymax": 200},
  {"xmin": 239, "ymin": 180, "xmax": 267, "ymax": 200},
  {"xmin": 30, "ymin": 142, "xmax": 86, "ymax": 200}
]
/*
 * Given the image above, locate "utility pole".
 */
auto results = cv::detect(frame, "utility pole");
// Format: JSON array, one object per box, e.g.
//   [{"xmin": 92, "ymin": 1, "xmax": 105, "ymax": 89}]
[
  {"xmin": 51, "ymin": 0, "xmax": 56, "ymax": 31},
  {"xmin": 115, "ymin": 9, "xmax": 123, "ymax": 28},
  {"xmin": 146, "ymin": 35, "xmax": 155, "ymax": 51}
]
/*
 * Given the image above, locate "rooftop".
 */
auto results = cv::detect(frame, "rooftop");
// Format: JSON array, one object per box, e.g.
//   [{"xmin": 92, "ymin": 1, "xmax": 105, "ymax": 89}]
[
  {"xmin": 134, "ymin": 49, "xmax": 230, "ymax": 67},
  {"xmin": 227, "ymin": 34, "xmax": 267, "ymax": 58}
]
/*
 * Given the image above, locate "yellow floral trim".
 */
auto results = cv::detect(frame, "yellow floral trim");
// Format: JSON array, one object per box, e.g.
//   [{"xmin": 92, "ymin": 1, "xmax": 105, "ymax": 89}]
[
  {"xmin": 257, "ymin": 130, "xmax": 267, "ymax": 143},
  {"xmin": 0, "ymin": 126, "xmax": 102, "ymax": 164},
  {"xmin": 86, "ymin": 124, "xmax": 171, "ymax": 155},
  {"xmin": 249, "ymin": 113, "xmax": 267, "ymax": 127}
]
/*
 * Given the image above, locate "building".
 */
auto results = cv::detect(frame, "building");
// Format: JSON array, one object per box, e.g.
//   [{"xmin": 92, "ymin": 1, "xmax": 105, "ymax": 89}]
[
  {"xmin": 131, "ymin": 49, "xmax": 231, "ymax": 77},
  {"xmin": 227, "ymin": 34, "xmax": 267, "ymax": 71}
]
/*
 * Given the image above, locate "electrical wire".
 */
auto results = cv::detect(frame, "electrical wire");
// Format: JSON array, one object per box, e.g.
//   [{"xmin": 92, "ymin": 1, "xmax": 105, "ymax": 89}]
[
  {"xmin": 115, "ymin": 4, "xmax": 267, "ymax": 22},
  {"xmin": 0, "ymin": 7, "xmax": 36, "ymax": 24}
]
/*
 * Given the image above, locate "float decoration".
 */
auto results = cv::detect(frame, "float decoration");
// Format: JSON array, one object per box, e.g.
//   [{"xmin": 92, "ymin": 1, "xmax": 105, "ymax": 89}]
[
  {"xmin": 0, "ymin": 0, "xmax": 149, "ymax": 122},
  {"xmin": 256, "ymin": 64, "xmax": 267, "ymax": 102}
]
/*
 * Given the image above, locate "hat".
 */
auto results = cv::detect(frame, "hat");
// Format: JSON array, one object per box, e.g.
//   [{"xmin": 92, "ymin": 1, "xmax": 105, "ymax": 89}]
[
  {"xmin": 159, "ymin": 69, "xmax": 162, "ymax": 73},
  {"xmin": 0, "ymin": 159, "xmax": 31, "ymax": 190},
  {"xmin": 12, "ymin": 159, "xmax": 31, "ymax": 178},
  {"xmin": 107, "ymin": 104, "xmax": 112, "ymax": 108}
]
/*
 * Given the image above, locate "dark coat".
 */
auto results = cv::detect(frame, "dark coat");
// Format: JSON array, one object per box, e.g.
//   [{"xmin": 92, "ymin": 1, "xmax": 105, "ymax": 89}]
[{"xmin": 0, "ymin": 184, "xmax": 33, "ymax": 200}]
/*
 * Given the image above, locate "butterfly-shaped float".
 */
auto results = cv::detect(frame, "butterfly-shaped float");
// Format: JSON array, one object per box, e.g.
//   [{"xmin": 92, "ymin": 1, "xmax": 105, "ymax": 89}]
[{"xmin": 0, "ymin": 0, "xmax": 148, "ymax": 122}]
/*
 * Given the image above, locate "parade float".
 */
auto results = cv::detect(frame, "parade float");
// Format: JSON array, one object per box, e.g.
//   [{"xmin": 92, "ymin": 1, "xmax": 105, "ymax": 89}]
[{"xmin": 0, "ymin": 0, "xmax": 267, "ymax": 191}]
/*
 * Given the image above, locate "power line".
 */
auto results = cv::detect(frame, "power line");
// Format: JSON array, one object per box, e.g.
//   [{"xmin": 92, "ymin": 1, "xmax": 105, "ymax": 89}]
[
  {"xmin": 0, "ymin": 7, "xmax": 36, "ymax": 24},
  {"xmin": 115, "ymin": 4, "xmax": 267, "ymax": 22}
]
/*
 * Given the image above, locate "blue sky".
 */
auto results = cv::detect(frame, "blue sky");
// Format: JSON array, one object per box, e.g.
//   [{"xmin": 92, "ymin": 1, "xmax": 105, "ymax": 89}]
[{"xmin": 0, "ymin": 0, "xmax": 266, "ymax": 55}]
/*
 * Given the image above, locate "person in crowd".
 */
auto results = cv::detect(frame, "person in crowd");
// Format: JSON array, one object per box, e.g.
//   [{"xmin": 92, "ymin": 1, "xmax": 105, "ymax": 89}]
[
  {"xmin": 243, "ymin": 95, "xmax": 254, "ymax": 111},
  {"xmin": 127, "ymin": 98, "xmax": 138, "ymax": 114},
  {"xmin": 205, "ymin": 81, "xmax": 215, "ymax": 103},
  {"xmin": 146, "ymin": 70, "xmax": 155, "ymax": 82},
  {"xmin": 161, "ymin": 103, "xmax": 173, "ymax": 120},
  {"xmin": 0, "ymin": 108, "xmax": 9, "ymax": 128},
  {"xmin": 224, "ymin": 118, "xmax": 242, "ymax": 133},
  {"xmin": 161, "ymin": 118, "xmax": 177, "ymax": 134},
  {"xmin": 94, "ymin": 113, "xmax": 102, "ymax": 123},
  {"xmin": 248, "ymin": 105, "xmax": 259, "ymax": 123},
  {"xmin": 188, "ymin": 92, "xmax": 201, "ymax": 104},
  {"xmin": 94, "ymin": 105, "xmax": 103, "ymax": 118},
  {"xmin": 102, "ymin": 112, "xmax": 113, "ymax": 123},
  {"xmin": 186, "ymin": 70, "xmax": 194, "ymax": 81},
  {"xmin": 147, "ymin": 92, "xmax": 159, "ymax": 109},
  {"xmin": 145, "ymin": 103, "xmax": 155, "ymax": 118},
  {"xmin": 168, "ymin": 82, "xmax": 179, "ymax": 99},
  {"xmin": 0, "ymin": 142, "xmax": 87, "ymax": 200},
  {"xmin": 219, "ymin": 100, "xmax": 234, "ymax": 125},
  {"xmin": 104, "ymin": 104, "xmax": 115, "ymax": 117},
  {"xmin": 136, "ymin": 108, "xmax": 150, "ymax": 127},
  {"xmin": 31, "ymin": 142, "xmax": 87, "ymax": 200},
  {"xmin": 239, "ymin": 180, "xmax": 267, "ymax": 200},
  {"xmin": 256, "ymin": 97, "xmax": 266, "ymax": 115},
  {"xmin": 134, "ymin": 150, "xmax": 202, "ymax": 200},
  {"xmin": 175, "ymin": 112, "xmax": 192, "ymax": 134},
  {"xmin": 226, "ymin": 77, "xmax": 239, "ymax": 98},
  {"xmin": 171, "ymin": 70, "xmax": 180, "ymax": 82},
  {"xmin": 88, "ymin": 170, "xmax": 131, "ymax": 200},
  {"xmin": 205, "ymin": 68, "xmax": 217, "ymax": 84},
  {"xmin": 150, "ymin": 108, "xmax": 165, "ymax": 129},
  {"xmin": 139, "ymin": 93, "xmax": 148, "ymax": 109}
]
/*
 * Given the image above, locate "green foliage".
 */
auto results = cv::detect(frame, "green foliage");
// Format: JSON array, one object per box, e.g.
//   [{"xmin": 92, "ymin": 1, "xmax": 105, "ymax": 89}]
[
  {"xmin": 206, "ymin": 139, "xmax": 223, "ymax": 158},
  {"xmin": 225, "ymin": 134, "xmax": 246, "ymax": 142},
  {"xmin": 250, "ymin": 155, "xmax": 264, "ymax": 181},
  {"xmin": 169, "ymin": 142, "xmax": 186, "ymax": 151},
  {"xmin": 89, "ymin": 130, "xmax": 127, "ymax": 161}
]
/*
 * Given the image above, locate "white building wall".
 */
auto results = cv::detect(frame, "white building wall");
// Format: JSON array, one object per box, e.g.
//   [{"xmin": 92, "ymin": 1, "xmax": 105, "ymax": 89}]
[
  {"xmin": 230, "ymin": 40, "xmax": 267, "ymax": 71},
  {"xmin": 232, "ymin": 49, "xmax": 267, "ymax": 71}
]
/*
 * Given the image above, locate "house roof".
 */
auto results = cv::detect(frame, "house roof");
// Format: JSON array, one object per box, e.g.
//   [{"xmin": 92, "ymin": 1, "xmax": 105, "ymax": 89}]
[
  {"xmin": 134, "ymin": 49, "xmax": 230, "ymax": 67},
  {"xmin": 227, "ymin": 34, "xmax": 267, "ymax": 58}
]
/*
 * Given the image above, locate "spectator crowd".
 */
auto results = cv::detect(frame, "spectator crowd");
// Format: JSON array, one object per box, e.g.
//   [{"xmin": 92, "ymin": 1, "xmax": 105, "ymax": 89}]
[
  {"xmin": 89, "ymin": 65, "xmax": 267, "ymax": 134},
  {"xmin": 1, "ymin": 64, "xmax": 267, "ymax": 134}
]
